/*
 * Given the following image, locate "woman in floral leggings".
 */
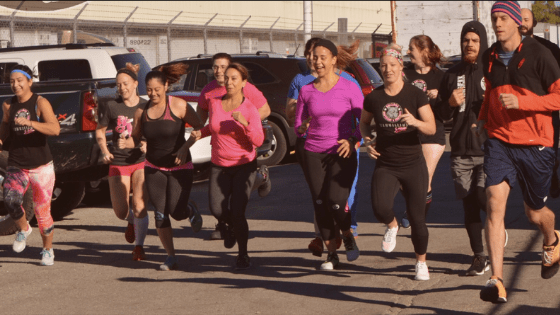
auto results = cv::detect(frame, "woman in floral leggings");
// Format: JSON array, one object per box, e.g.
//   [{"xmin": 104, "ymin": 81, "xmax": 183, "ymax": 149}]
[{"xmin": 0, "ymin": 65, "xmax": 60, "ymax": 265}]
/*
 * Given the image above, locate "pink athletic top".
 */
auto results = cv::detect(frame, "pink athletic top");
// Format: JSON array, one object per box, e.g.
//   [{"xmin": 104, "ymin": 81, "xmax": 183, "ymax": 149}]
[
  {"xmin": 200, "ymin": 97, "xmax": 264, "ymax": 167},
  {"xmin": 198, "ymin": 80, "xmax": 267, "ymax": 111},
  {"xmin": 295, "ymin": 76, "xmax": 363, "ymax": 154}
]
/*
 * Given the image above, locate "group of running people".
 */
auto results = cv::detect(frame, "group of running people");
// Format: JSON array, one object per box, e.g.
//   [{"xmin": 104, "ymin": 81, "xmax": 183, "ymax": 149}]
[{"xmin": 4, "ymin": 0, "xmax": 560, "ymax": 304}]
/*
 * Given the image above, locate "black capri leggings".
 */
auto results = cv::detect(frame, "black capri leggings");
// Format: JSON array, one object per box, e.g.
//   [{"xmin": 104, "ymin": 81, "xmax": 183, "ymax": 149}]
[
  {"xmin": 371, "ymin": 157, "xmax": 429, "ymax": 255},
  {"xmin": 209, "ymin": 160, "xmax": 257, "ymax": 256},
  {"xmin": 144, "ymin": 166, "xmax": 193, "ymax": 229},
  {"xmin": 303, "ymin": 149, "xmax": 357, "ymax": 241}
]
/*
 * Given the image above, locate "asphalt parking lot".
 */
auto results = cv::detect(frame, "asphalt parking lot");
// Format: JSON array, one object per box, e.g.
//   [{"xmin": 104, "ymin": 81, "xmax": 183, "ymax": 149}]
[{"xmin": 2, "ymin": 152, "xmax": 560, "ymax": 314}]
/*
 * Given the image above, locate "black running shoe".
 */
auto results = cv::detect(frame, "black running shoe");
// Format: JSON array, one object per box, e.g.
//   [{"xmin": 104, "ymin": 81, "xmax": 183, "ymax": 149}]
[
  {"xmin": 342, "ymin": 233, "xmax": 359, "ymax": 262},
  {"xmin": 224, "ymin": 224, "xmax": 237, "ymax": 249},
  {"xmin": 235, "ymin": 254, "xmax": 252, "ymax": 270},
  {"xmin": 466, "ymin": 255, "xmax": 490, "ymax": 276}
]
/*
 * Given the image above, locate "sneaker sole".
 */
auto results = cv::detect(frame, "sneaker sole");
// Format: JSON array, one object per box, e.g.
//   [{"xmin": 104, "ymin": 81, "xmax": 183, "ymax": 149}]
[
  {"xmin": 41, "ymin": 261, "xmax": 54, "ymax": 266},
  {"xmin": 209, "ymin": 231, "xmax": 224, "ymax": 240},
  {"xmin": 13, "ymin": 244, "xmax": 26, "ymax": 253},
  {"xmin": 190, "ymin": 218, "xmax": 203, "ymax": 233},
  {"xmin": 382, "ymin": 243, "xmax": 396, "ymax": 253},
  {"xmin": 415, "ymin": 275, "xmax": 430, "ymax": 281},
  {"xmin": 468, "ymin": 264, "xmax": 491, "ymax": 276},
  {"xmin": 541, "ymin": 263, "xmax": 560, "ymax": 279},
  {"xmin": 480, "ymin": 288, "xmax": 507, "ymax": 303},
  {"xmin": 159, "ymin": 263, "xmax": 177, "ymax": 271},
  {"xmin": 346, "ymin": 250, "xmax": 360, "ymax": 262},
  {"xmin": 320, "ymin": 263, "xmax": 336, "ymax": 270},
  {"xmin": 481, "ymin": 294, "xmax": 507, "ymax": 303}
]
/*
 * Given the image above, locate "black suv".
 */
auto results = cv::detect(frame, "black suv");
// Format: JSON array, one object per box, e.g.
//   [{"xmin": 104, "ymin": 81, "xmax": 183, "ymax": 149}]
[{"xmin": 160, "ymin": 52, "xmax": 383, "ymax": 166}]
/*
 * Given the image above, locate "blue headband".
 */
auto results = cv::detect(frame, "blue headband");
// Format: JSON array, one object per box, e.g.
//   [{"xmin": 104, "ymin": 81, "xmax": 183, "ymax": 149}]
[{"xmin": 11, "ymin": 69, "xmax": 31, "ymax": 80}]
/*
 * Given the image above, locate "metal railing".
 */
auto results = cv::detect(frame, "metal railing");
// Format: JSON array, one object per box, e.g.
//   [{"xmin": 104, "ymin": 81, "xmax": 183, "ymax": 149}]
[{"xmin": 0, "ymin": 11, "xmax": 389, "ymax": 67}]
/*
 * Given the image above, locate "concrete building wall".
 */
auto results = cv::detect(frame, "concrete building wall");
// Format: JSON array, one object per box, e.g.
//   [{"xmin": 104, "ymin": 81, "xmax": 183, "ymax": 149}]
[
  {"xmin": 0, "ymin": 1, "xmax": 392, "ymax": 34},
  {"xmin": 395, "ymin": 1, "xmax": 532, "ymax": 58}
]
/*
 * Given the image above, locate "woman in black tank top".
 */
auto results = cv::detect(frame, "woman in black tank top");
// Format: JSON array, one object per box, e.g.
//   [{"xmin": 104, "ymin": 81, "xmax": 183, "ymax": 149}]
[
  {"xmin": 0, "ymin": 65, "xmax": 60, "ymax": 266},
  {"xmin": 119, "ymin": 64, "xmax": 204, "ymax": 271}
]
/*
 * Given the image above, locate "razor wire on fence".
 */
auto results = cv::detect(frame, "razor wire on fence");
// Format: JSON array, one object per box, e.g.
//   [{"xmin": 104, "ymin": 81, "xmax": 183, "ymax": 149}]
[{"xmin": 0, "ymin": 13, "xmax": 390, "ymax": 68}]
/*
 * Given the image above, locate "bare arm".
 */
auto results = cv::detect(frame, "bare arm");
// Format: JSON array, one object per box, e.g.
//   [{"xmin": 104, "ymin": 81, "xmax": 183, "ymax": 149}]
[
  {"xmin": 358, "ymin": 109, "xmax": 374, "ymax": 143},
  {"xmin": 415, "ymin": 105, "xmax": 436, "ymax": 136},
  {"xmin": 95, "ymin": 125, "xmax": 113, "ymax": 164},
  {"xmin": 0, "ymin": 101, "xmax": 11, "ymax": 147},
  {"xmin": 174, "ymin": 97, "xmax": 202, "ymax": 165},
  {"xmin": 285, "ymin": 98, "xmax": 297, "ymax": 121},
  {"xmin": 28, "ymin": 96, "xmax": 60, "ymax": 136},
  {"xmin": 183, "ymin": 102, "xmax": 204, "ymax": 130},
  {"xmin": 359, "ymin": 110, "xmax": 380, "ymax": 159},
  {"xmin": 257, "ymin": 102, "xmax": 271, "ymax": 120}
]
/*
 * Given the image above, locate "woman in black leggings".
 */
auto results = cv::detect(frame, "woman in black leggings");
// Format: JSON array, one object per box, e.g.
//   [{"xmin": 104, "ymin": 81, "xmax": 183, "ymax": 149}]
[
  {"xmin": 194, "ymin": 63, "xmax": 264, "ymax": 270},
  {"xmin": 120, "ymin": 63, "xmax": 203, "ymax": 271},
  {"xmin": 359, "ymin": 44, "xmax": 435, "ymax": 281},
  {"xmin": 294, "ymin": 39, "xmax": 364, "ymax": 270}
]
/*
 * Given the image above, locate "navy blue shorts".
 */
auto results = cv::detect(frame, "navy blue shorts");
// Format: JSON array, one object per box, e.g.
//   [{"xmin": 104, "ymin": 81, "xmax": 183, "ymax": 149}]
[{"xmin": 484, "ymin": 138, "xmax": 555, "ymax": 210}]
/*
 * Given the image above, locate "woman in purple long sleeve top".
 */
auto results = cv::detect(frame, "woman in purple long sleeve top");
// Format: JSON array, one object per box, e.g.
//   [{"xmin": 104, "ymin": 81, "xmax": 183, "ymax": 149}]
[{"xmin": 294, "ymin": 39, "xmax": 363, "ymax": 270}]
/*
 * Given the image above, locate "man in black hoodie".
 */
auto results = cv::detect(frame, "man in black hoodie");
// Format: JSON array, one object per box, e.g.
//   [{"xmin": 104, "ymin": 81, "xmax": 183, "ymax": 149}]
[{"xmin": 440, "ymin": 21, "xmax": 491, "ymax": 277}]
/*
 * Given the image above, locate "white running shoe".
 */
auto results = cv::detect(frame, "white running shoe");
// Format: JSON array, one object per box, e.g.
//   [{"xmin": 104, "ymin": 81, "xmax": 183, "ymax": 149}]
[
  {"xmin": 40, "ymin": 248, "xmax": 54, "ymax": 266},
  {"xmin": 382, "ymin": 226, "xmax": 399, "ymax": 253},
  {"xmin": 320, "ymin": 252, "xmax": 339, "ymax": 270},
  {"xmin": 415, "ymin": 261, "xmax": 430, "ymax": 281},
  {"xmin": 13, "ymin": 223, "xmax": 32, "ymax": 253}
]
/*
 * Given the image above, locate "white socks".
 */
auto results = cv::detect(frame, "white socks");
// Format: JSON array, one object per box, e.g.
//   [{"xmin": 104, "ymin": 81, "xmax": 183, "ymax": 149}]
[
  {"xmin": 134, "ymin": 214, "xmax": 149, "ymax": 246},
  {"xmin": 127, "ymin": 206, "xmax": 134, "ymax": 224}
]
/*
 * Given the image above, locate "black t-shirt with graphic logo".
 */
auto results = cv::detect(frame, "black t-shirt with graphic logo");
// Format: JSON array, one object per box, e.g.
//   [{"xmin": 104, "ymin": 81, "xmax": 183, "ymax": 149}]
[
  {"xmin": 364, "ymin": 84, "xmax": 430, "ymax": 167},
  {"xmin": 404, "ymin": 66, "xmax": 446, "ymax": 145},
  {"xmin": 7, "ymin": 93, "xmax": 53, "ymax": 168},
  {"xmin": 98, "ymin": 97, "xmax": 147, "ymax": 166}
]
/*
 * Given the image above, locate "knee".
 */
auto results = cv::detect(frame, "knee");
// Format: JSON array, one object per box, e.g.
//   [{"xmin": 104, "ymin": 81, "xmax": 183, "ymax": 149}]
[
  {"xmin": 154, "ymin": 211, "xmax": 171, "ymax": 229},
  {"xmin": 314, "ymin": 198, "xmax": 324, "ymax": 211},
  {"xmin": 132, "ymin": 200, "xmax": 145, "ymax": 218},
  {"xmin": 4, "ymin": 191, "xmax": 24, "ymax": 218},
  {"xmin": 524, "ymin": 206, "xmax": 542, "ymax": 224},
  {"xmin": 170, "ymin": 208, "xmax": 189, "ymax": 221},
  {"xmin": 41, "ymin": 225, "xmax": 54, "ymax": 236}
]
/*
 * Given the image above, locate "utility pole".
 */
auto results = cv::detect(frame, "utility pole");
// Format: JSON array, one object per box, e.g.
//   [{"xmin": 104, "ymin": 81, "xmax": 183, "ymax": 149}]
[
  {"xmin": 390, "ymin": 1, "xmax": 397, "ymax": 43},
  {"xmin": 304, "ymin": 1, "xmax": 312, "ymax": 43}
]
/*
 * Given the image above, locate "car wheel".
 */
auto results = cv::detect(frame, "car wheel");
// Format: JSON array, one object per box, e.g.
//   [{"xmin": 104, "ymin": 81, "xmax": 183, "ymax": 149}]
[
  {"xmin": 257, "ymin": 121, "xmax": 287, "ymax": 167},
  {"xmin": 81, "ymin": 180, "xmax": 111, "ymax": 206},
  {"xmin": 50, "ymin": 182, "xmax": 86, "ymax": 220}
]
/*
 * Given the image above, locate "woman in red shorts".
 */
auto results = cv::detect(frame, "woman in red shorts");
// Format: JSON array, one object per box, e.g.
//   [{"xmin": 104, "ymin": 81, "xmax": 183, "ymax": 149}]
[{"xmin": 96, "ymin": 63, "xmax": 149, "ymax": 261}]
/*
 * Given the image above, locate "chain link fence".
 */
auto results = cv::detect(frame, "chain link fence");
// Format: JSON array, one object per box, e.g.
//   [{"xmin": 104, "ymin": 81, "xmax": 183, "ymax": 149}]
[{"xmin": 0, "ymin": 14, "xmax": 387, "ymax": 68}]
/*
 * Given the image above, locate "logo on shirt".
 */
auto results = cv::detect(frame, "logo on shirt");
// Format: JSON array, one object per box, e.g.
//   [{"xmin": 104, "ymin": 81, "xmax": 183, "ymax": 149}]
[
  {"xmin": 381, "ymin": 103, "xmax": 408, "ymax": 133},
  {"xmin": 382, "ymin": 103, "xmax": 403, "ymax": 122},
  {"xmin": 481, "ymin": 77, "xmax": 486, "ymax": 91},
  {"xmin": 115, "ymin": 115, "xmax": 133, "ymax": 138},
  {"xmin": 13, "ymin": 108, "xmax": 35, "ymax": 135},
  {"xmin": 411, "ymin": 79, "xmax": 427, "ymax": 92}
]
